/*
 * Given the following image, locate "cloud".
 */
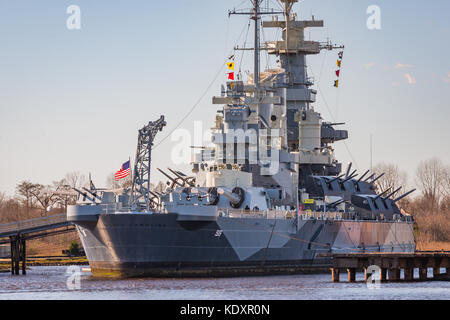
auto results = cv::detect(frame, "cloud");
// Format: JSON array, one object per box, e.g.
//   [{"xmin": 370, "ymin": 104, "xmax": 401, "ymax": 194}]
[
  {"xmin": 394, "ymin": 63, "xmax": 413, "ymax": 69},
  {"xmin": 444, "ymin": 72, "xmax": 450, "ymax": 83},
  {"xmin": 363, "ymin": 62, "xmax": 376, "ymax": 69},
  {"xmin": 404, "ymin": 73, "xmax": 416, "ymax": 85}
]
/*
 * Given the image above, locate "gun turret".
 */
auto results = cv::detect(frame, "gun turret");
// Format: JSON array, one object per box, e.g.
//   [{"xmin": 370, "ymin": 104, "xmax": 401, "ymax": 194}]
[{"xmin": 217, "ymin": 187, "xmax": 245, "ymax": 209}]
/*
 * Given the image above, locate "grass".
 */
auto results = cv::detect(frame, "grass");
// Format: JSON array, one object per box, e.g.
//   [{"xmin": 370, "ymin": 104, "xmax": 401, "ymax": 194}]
[{"xmin": 415, "ymin": 241, "xmax": 450, "ymax": 251}]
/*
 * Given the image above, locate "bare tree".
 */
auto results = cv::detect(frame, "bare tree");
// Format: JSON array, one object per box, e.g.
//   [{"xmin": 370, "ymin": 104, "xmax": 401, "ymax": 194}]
[
  {"xmin": 64, "ymin": 171, "xmax": 87, "ymax": 189},
  {"xmin": 372, "ymin": 163, "xmax": 408, "ymax": 198},
  {"xmin": 416, "ymin": 158, "xmax": 447, "ymax": 211},
  {"xmin": 52, "ymin": 179, "xmax": 77, "ymax": 211},
  {"xmin": 0, "ymin": 192, "xmax": 6, "ymax": 220},
  {"xmin": 16, "ymin": 181, "xmax": 37, "ymax": 216},
  {"xmin": 26, "ymin": 184, "xmax": 60, "ymax": 216},
  {"xmin": 0, "ymin": 192, "xmax": 5, "ymax": 207},
  {"xmin": 443, "ymin": 165, "xmax": 450, "ymax": 198}
]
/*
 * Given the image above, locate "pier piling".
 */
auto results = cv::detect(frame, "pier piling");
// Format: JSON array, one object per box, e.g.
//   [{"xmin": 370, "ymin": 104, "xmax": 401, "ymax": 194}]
[
  {"xmin": 347, "ymin": 268, "xmax": 356, "ymax": 282},
  {"xmin": 388, "ymin": 268, "xmax": 401, "ymax": 281},
  {"xmin": 331, "ymin": 252, "xmax": 450, "ymax": 283},
  {"xmin": 8, "ymin": 235, "xmax": 27, "ymax": 275},
  {"xmin": 404, "ymin": 268, "xmax": 414, "ymax": 281},
  {"xmin": 331, "ymin": 268, "xmax": 340, "ymax": 283},
  {"xmin": 419, "ymin": 268, "xmax": 428, "ymax": 281}
]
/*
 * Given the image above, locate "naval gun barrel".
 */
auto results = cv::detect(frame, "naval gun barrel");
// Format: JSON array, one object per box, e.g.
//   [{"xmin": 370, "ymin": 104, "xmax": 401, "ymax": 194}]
[
  {"xmin": 341, "ymin": 171, "xmax": 358, "ymax": 184},
  {"xmin": 393, "ymin": 189, "xmax": 416, "ymax": 203},
  {"xmin": 168, "ymin": 168, "xmax": 195, "ymax": 187},
  {"xmin": 327, "ymin": 174, "xmax": 345, "ymax": 185},
  {"xmin": 374, "ymin": 188, "xmax": 391, "ymax": 201},
  {"xmin": 357, "ymin": 170, "xmax": 371, "ymax": 183},
  {"xmin": 72, "ymin": 187, "xmax": 97, "ymax": 204},
  {"xmin": 149, "ymin": 190, "xmax": 160, "ymax": 198},
  {"xmin": 217, "ymin": 187, "xmax": 245, "ymax": 208},
  {"xmin": 384, "ymin": 187, "xmax": 402, "ymax": 200},
  {"xmin": 345, "ymin": 163, "xmax": 353, "ymax": 178},
  {"xmin": 157, "ymin": 168, "xmax": 184, "ymax": 187},
  {"xmin": 371, "ymin": 173, "xmax": 385, "ymax": 184},
  {"xmin": 217, "ymin": 188, "xmax": 240, "ymax": 204},
  {"xmin": 329, "ymin": 199, "xmax": 345, "ymax": 207},
  {"xmin": 82, "ymin": 187, "xmax": 102, "ymax": 200}
]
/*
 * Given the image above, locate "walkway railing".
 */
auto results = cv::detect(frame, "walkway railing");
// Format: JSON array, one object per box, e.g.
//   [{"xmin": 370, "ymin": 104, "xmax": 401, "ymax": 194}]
[{"xmin": 0, "ymin": 214, "xmax": 68, "ymax": 237}]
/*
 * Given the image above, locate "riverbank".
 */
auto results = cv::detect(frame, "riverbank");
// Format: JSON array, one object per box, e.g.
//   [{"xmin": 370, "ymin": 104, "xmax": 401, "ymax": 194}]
[
  {"xmin": 0, "ymin": 256, "xmax": 88, "ymax": 272},
  {"xmin": 416, "ymin": 241, "xmax": 450, "ymax": 251}
]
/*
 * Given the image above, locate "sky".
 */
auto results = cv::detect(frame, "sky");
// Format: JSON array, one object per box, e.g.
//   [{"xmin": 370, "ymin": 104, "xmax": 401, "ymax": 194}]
[{"xmin": 0, "ymin": 0, "xmax": 449, "ymax": 196}]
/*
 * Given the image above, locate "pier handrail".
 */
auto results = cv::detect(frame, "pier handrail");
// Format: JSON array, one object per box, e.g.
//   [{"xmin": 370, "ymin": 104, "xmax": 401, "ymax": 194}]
[{"xmin": 0, "ymin": 213, "xmax": 68, "ymax": 236}]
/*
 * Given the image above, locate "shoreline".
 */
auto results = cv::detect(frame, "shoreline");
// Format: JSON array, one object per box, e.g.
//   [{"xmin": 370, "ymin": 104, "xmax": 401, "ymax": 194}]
[{"xmin": 0, "ymin": 256, "xmax": 89, "ymax": 272}]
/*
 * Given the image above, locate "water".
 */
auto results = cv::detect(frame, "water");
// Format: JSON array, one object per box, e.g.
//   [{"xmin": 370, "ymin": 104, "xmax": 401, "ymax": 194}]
[{"xmin": 0, "ymin": 266, "xmax": 449, "ymax": 300}]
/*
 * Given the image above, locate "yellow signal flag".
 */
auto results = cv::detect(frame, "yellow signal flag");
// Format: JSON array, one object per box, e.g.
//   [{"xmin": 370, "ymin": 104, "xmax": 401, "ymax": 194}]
[
  {"xmin": 336, "ymin": 60, "xmax": 342, "ymax": 68},
  {"xmin": 227, "ymin": 62, "xmax": 235, "ymax": 70},
  {"xmin": 334, "ymin": 80, "xmax": 339, "ymax": 88}
]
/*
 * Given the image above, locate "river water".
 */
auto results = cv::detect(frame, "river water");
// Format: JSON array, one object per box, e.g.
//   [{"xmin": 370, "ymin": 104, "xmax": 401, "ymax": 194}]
[{"xmin": 0, "ymin": 266, "xmax": 449, "ymax": 300}]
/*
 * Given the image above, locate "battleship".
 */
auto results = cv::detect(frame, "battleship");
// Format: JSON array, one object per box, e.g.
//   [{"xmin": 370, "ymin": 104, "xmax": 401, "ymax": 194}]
[{"xmin": 67, "ymin": 0, "xmax": 416, "ymax": 278}]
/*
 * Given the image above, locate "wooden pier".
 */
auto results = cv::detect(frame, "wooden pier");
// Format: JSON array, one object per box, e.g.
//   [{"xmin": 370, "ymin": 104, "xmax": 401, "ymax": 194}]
[
  {"xmin": 0, "ymin": 214, "xmax": 75, "ymax": 275},
  {"xmin": 330, "ymin": 252, "xmax": 450, "ymax": 283}
]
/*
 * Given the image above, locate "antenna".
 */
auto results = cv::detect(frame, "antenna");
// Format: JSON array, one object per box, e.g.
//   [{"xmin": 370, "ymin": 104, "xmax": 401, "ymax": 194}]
[
  {"xmin": 229, "ymin": 0, "xmax": 283, "ymax": 95},
  {"xmin": 370, "ymin": 133, "xmax": 373, "ymax": 171}
]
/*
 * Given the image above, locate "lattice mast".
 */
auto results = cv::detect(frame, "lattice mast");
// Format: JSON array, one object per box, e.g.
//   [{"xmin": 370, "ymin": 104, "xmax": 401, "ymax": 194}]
[
  {"xmin": 130, "ymin": 116, "xmax": 166, "ymax": 211},
  {"xmin": 229, "ymin": 0, "xmax": 283, "ymax": 98}
]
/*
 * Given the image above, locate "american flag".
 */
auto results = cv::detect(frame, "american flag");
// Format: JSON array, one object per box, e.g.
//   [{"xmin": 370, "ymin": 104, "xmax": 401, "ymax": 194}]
[{"xmin": 115, "ymin": 160, "xmax": 131, "ymax": 181}]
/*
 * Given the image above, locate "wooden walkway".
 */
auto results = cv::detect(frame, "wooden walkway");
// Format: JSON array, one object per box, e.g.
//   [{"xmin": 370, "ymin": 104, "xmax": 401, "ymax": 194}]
[
  {"xmin": 331, "ymin": 252, "xmax": 450, "ymax": 282},
  {"xmin": 0, "ymin": 214, "xmax": 74, "ymax": 275}
]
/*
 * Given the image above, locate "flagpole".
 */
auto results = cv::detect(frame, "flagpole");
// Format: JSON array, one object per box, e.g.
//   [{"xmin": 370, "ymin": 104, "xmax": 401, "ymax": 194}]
[{"xmin": 129, "ymin": 156, "xmax": 132, "ymax": 188}]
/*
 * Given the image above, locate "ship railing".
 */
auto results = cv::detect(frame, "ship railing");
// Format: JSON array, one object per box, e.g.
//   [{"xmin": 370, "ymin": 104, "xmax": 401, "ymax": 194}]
[
  {"xmin": 297, "ymin": 211, "xmax": 415, "ymax": 223},
  {"xmin": 221, "ymin": 209, "xmax": 296, "ymax": 220},
  {"xmin": 100, "ymin": 203, "xmax": 132, "ymax": 214},
  {"xmin": 298, "ymin": 211, "xmax": 345, "ymax": 221}
]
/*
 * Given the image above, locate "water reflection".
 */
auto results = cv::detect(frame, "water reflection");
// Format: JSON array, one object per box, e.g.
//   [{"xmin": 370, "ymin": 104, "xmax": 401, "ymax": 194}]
[{"xmin": 0, "ymin": 266, "xmax": 449, "ymax": 300}]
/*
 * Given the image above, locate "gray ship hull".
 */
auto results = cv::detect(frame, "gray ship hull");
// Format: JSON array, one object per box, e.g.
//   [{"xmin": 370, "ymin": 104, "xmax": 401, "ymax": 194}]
[{"xmin": 74, "ymin": 213, "xmax": 415, "ymax": 278}]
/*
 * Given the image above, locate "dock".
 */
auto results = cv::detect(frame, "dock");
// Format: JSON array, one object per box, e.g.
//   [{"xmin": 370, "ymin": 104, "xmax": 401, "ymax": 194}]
[
  {"xmin": 0, "ymin": 214, "xmax": 75, "ymax": 275},
  {"xmin": 330, "ymin": 252, "xmax": 450, "ymax": 282}
]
